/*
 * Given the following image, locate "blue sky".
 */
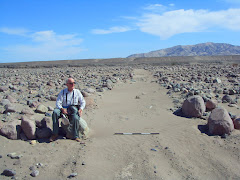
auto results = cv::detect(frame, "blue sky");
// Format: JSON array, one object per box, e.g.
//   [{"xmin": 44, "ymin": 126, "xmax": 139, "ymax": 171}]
[{"xmin": 0, "ymin": 0, "xmax": 240, "ymax": 63}]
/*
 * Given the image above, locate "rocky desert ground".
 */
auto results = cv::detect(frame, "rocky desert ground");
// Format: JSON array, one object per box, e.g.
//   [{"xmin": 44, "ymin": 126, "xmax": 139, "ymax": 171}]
[{"xmin": 0, "ymin": 60, "xmax": 240, "ymax": 180}]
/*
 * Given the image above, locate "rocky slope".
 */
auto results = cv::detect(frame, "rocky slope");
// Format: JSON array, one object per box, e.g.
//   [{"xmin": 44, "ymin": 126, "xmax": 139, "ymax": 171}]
[{"xmin": 128, "ymin": 42, "xmax": 240, "ymax": 58}]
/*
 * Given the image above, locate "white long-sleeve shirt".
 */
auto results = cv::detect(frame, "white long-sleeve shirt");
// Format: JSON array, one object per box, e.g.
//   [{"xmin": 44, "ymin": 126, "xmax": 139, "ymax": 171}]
[{"xmin": 56, "ymin": 88, "xmax": 86, "ymax": 110}]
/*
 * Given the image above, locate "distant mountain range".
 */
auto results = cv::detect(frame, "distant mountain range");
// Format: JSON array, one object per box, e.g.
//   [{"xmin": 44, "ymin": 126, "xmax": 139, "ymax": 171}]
[{"xmin": 127, "ymin": 42, "xmax": 240, "ymax": 58}]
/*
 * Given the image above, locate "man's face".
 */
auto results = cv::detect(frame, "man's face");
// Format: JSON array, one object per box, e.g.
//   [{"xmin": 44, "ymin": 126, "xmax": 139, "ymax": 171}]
[{"xmin": 66, "ymin": 78, "xmax": 75, "ymax": 91}]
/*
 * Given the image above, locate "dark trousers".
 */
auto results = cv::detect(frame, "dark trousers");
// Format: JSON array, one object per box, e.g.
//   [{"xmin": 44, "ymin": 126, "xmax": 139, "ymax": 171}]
[{"xmin": 52, "ymin": 106, "xmax": 80, "ymax": 138}]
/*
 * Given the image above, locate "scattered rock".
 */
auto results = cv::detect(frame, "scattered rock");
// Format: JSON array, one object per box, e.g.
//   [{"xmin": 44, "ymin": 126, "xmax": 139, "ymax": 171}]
[
  {"xmin": 30, "ymin": 140, "xmax": 37, "ymax": 145},
  {"xmin": 50, "ymin": 96, "xmax": 57, "ymax": 101},
  {"xmin": 206, "ymin": 99, "xmax": 218, "ymax": 111},
  {"xmin": 182, "ymin": 95, "xmax": 206, "ymax": 118},
  {"xmin": 7, "ymin": 153, "xmax": 23, "ymax": 159},
  {"xmin": 68, "ymin": 173, "xmax": 78, "ymax": 178},
  {"xmin": 222, "ymin": 95, "xmax": 232, "ymax": 103},
  {"xmin": 0, "ymin": 86, "xmax": 9, "ymax": 92},
  {"xmin": 213, "ymin": 78, "xmax": 221, "ymax": 83},
  {"xmin": 1, "ymin": 169, "xmax": 16, "ymax": 177},
  {"xmin": 228, "ymin": 104, "xmax": 238, "ymax": 108},
  {"xmin": 135, "ymin": 96, "xmax": 140, "ymax": 99},
  {"xmin": 208, "ymin": 107, "xmax": 234, "ymax": 136},
  {"xmin": 36, "ymin": 104, "xmax": 48, "ymax": 114},
  {"xmin": 4, "ymin": 104, "xmax": 16, "ymax": 113},
  {"xmin": 233, "ymin": 117, "xmax": 240, "ymax": 129},
  {"xmin": 21, "ymin": 108, "xmax": 34, "ymax": 115},
  {"xmin": 28, "ymin": 101, "xmax": 40, "ymax": 108},
  {"xmin": 84, "ymin": 88, "xmax": 96, "ymax": 94},
  {"xmin": 30, "ymin": 170, "xmax": 39, "ymax": 177}
]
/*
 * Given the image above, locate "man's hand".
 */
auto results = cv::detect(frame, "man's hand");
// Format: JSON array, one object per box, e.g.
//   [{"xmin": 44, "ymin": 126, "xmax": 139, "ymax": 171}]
[
  {"xmin": 78, "ymin": 109, "xmax": 83, "ymax": 117},
  {"xmin": 61, "ymin": 108, "xmax": 68, "ymax": 114}
]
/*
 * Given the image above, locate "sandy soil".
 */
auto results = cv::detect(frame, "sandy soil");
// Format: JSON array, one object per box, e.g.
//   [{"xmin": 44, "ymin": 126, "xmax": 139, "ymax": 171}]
[{"xmin": 0, "ymin": 69, "xmax": 240, "ymax": 180}]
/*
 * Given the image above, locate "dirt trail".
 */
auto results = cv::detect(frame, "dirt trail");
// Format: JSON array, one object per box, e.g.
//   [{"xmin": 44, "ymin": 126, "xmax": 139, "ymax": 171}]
[{"xmin": 76, "ymin": 69, "xmax": 240, "ymax": 180}]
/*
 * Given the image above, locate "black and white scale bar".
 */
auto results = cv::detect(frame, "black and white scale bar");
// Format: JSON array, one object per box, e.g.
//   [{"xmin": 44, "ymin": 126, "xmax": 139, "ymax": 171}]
[{"xmin": 114, "ymin": 133, "xmax": 159, "ymax": 135}]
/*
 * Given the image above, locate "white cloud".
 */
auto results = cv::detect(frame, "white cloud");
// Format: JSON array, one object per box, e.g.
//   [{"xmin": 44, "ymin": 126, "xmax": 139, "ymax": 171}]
[
  {"xmin": 142, "ymin": 3, "xmax": 170, "ymax": 13},
  {"xmin": 91, "ymin": 26, "xmax": 133, "ymax": 34},
  {"xmin": 143, "ymin": 4, "xmax": 164, "ymax": 10},
  {"xmin": 137, "ymin": 8, "xmax": 240, "ymax": 39},
  {"xmin": 1, "ymin": 29, "xmax": 84, "ymax": 61},
  {"xmin": 0, "ymin": 27, "xmax": 29, "ymax": 36}
]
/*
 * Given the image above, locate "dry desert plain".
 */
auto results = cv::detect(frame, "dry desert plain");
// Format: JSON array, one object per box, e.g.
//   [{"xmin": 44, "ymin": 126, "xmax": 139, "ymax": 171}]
[{"xmin": 0, "ymin": 58, "xmax": 240, "ymax": 180}]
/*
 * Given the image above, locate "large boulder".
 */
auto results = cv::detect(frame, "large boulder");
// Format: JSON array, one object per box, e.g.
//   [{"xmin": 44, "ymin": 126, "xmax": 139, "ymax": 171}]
[
  {"xmin": 36, "ymin": 128, "xmax": 52, "ymax": 139},
  {"xmin": 0, "ymin": 121, "xmax": 21, "ymax": 140},
  {"xmin": 21, "ymin": 116, "xmax": 36, "ymax": 139},
  {"xmin": 208, "ymin": 107, "xmax": 234, "ymax": 135},
  {"xmin": 182, "ymin": 95, "xmax": 206, "ymax": 118},
  {"xmin": 36, "ymin": 104, "xmax": 48, "ymax": 114}
]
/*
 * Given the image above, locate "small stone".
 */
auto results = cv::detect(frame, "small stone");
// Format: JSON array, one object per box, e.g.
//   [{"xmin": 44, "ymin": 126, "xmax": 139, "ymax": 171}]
[
  {"xmin": 221, "ymin": 133, "xmax": 228, "ymax": 139},
  {"xmin": 30, "ymin": 170, "xmax": 39, "ymax": 177},
  {"xmin": 7, "ymin": 153, "xmax": 23, "ymax": 159},
  {"xmin": 30, "ymin": 140, "xmax": 37, "ymax": 145},
  {"xmin": 29, "ymin": 166, "xmax": 35, "ymax": 171},
  {"xmin": 2, "ymin": 169, "xmax": 16, "ymax": 176},
  {"xmin": 82, "ymin": 162, "xmax": 85, "ymax": 165},
  {"xmin": 13, "ymin": 160, "xmax": 21, "ymax": 166},
  {"xmin": 228, "ymin": 104, "xmax": 237, "ymax": 108},
  {"xmin": 68, "ymin": 172, "xmax": 78, "ymax": 178},
  {"xmin": 222, "ymin": 95, "xmax": 232, "ymax": 103},
  {"xmin": 165, "ymin": 147, "xmax": 169, "ymax": 150},
  {"xmin": 50, "ymin": 96, "xmax": 57, "ymax": 101},
  {"xmin": 0, "ymin": 155, "xmax": 2, "ymax": 158},
  {"xmin": 151, "ymin": 148, "xmax": 157, "ymax": 151},
  {"xmin": 36, "ymin": 163, "xmax": 44, "ymax": 168},
  {"xmin": 154, "ymin": 170, "xmax": 157, "ymax": 173},
  {"xmin": 135, "ymin": 96, "xmax": 140, "ymax": 99}
]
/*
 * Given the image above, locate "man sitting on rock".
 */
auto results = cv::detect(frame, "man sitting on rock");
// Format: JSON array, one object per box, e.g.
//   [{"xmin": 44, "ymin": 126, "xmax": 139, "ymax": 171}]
[{"xmin": 50, "ymin": 78, "xmax": 86, "ymax": 142}]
